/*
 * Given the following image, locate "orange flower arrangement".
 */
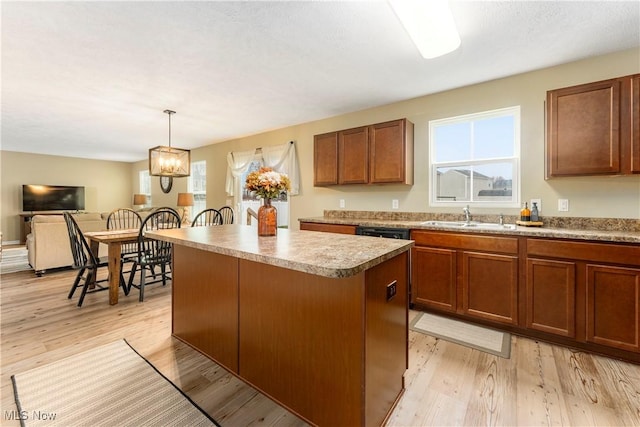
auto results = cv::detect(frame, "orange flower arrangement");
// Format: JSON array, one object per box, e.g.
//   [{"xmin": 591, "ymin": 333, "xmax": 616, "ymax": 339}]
[{"xmin": 245, "ymin": 167, "xmax": 291, "ymax": 199}]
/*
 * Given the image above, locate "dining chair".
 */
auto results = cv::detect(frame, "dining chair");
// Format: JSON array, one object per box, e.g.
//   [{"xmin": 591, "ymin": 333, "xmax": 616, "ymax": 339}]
[
  {"xmin": 191, "ymin": 208, "xmax": 223, "ymax": 227},
  {"xmin": 127, "ymin": 208, "xmax": 181, "ymax": 302},
  {"xmin": 63, "ymin": 212, "xmax": 127, "ymax": 307},
  {"xmin": 106, "ymin": 208, "xmax": 142, "ymax": 262},
  {"xmin": 219, "ymin": 206, "xmax": 234, "ymax": 224}
]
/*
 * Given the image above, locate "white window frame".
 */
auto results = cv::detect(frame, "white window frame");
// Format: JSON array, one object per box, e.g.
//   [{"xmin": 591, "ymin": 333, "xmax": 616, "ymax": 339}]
[
  {"xmin": 429, "ymin": 106, "xmax": 521, "ymax": 208},
  {"xmin": 139, "ymin": 170, "xmax": 151, "ymax": 206},
  {"xmin": 188, "ymin": 160, "xmax": 207, "ymax": 215}
]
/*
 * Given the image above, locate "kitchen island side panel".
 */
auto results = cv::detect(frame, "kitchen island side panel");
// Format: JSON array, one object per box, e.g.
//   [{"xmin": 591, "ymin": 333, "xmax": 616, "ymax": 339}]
[
  {"xmin": 238, "ymin": 259, "xmax": 366, "ymax": 426},
  {"xmin": 172, "ymin": 245, "xmax": 240, "ymax": 373},
  {"xmin": 365, "ymin": 251, "xmax": 408, "ymax": 426}
]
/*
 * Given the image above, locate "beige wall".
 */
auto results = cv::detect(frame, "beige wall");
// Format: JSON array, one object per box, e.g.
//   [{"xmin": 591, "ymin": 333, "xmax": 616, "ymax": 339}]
[
  {"xmin": 1, "ymin": 151, "xmax": 132, "ymax": 242},
  {"xmin": 132, "ymin": 48, "xmax": 636, "ymax": 230},
  {"xmin": 3, "ymin": 49, "xmax": 639, "ymax": 242}
]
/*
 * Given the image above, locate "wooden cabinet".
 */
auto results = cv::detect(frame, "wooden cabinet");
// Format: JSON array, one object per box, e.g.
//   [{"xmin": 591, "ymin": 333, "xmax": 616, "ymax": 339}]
[
  {"xmin": 462, "ymin": 251, "xmax": 518, "ymax": 325},
  {"xmin": 629, "ymin": 74, "xmax": 640, "ymax": 173},
  {"xmin": 526, "ymin": 238, "xmax": 640, "ymax": 355},
  {"xmin": 410, "ymin": 229, "xmax": 640, "ymax": 361},
  {"xmin": 412, "ymin": 246, "xmax": 456, "ymax": 312},
  {"xmin": 314, "ymin": 118, "xmax": 413, "ymax": 186},
  {"xmin": 526, "ymin": 258, "xmax": 576, "ymax": 338},
  {"xmin": 411, "ymin": 230, "xmax": 519, "ymax": 326},
  {"xmin": 546, "ymin": 73, "xmax": 640, "ymax": 177},
  {"xmin": 313, "ymin": 132, "xmax": 338, "ymax": 186},
  {"xmin": 339, "ymin": 126, "xmax": 369, "ymax": 184},
  {"xmin": 586, "ymin": 264, "xmax": 640, "ymax": 353},
  {"xmin": 370, "ymin": 120, "xmax": 413, "ymax": 184},
  {"xmin": 299, "ymin": 222, "xmax": 356, "ymax": 234},
  {"xmin": 172, "ymin": 241, "xmax": 409, "ymax": 426}
]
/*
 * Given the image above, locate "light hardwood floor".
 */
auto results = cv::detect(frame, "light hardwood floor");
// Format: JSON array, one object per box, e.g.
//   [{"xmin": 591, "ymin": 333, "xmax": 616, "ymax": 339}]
[{"xmin": 1, "ymin": 267, "xmax": 639, "ymax": 426}]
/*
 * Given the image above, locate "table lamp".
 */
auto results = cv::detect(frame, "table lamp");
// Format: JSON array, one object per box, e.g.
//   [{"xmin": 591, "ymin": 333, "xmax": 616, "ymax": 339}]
[
  {"xmin": 177, "ymin": 192, "xmax": 194, "ymax": 224},
  {"xmin": 133, "ymin": 194, "xmax": 148, "ymax": 209}
]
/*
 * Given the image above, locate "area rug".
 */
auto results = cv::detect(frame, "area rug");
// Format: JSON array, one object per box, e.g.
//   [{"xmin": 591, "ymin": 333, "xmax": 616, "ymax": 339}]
[
  {"xmin": 11, "ymin": 339, "xmax": 220, "ymax": 427},
  {"xmin": 410, "ymin": 312, "xmax": 511, "ymax": 358},
  {"xmin": 1, "ymin": 247, "xmax": 31, "ymax": 274}
]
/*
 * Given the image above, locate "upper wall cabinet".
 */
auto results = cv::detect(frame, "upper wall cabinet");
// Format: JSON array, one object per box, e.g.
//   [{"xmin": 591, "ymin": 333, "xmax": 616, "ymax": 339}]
[
  {"xmin": 314, "ymin": 119, "xmax": 414, "ymax": 186},
  {"xmin": 546, "ymin": 73, "xmax": 640, "ymax": 177}
]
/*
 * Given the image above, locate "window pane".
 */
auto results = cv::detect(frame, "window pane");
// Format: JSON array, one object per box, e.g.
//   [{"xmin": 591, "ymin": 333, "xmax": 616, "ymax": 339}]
[
  {"xmin": 474, "ymin": 163, "xmax": 513, "ymax": 202},
  {"xmin": 188, "ymin": 161, "xmax": 206, "ymax": 214},
  {"xmin": 435, "ymin": 166, "xmax": 471, "ymax": 202},
  {"xmin": 434, "ymin": 122, "xmax": 471, "ymax": 162},
  {"xmin": 474, "ymin": 115, "xmax": 515, "ymax": 159}
]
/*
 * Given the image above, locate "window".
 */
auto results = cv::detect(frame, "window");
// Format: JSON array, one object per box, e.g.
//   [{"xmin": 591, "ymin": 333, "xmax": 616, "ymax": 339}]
[
  {"xmin": 188, "ymin": 160, "xmax": 206, "ymax": 215},
  {"xmin": 429, "ymin": 106, "xmax": 520, "ymax": 207},
  {"xmin": 139, "ymin": 170, "xmax": 151, "ymax": 206}
]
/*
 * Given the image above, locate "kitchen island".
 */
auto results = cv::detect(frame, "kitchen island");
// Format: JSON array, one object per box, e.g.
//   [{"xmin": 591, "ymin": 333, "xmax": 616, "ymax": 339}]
[{"xmin": 147, "ymin": 225, "xmax": 413, "ymax": 426}]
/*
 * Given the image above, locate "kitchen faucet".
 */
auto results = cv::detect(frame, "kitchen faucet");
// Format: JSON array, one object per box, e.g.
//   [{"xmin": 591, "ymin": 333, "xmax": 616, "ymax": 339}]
[{"xmin": 463, "ymin": 205, "xmax": 472, "ymax": 224}]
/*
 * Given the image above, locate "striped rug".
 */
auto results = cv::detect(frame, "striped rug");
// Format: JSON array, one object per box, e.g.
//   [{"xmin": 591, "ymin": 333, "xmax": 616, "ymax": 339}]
[
  {"xmin": 11, "ymin": 339, "xmax": 220, "ymax": 427},
  {"xmin": 1, "ymin": 247, "xmax": 31, "ymax": 274}
]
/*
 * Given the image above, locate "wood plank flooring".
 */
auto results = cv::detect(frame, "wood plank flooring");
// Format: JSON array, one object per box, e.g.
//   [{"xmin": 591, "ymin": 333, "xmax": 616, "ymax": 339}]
[{"xmin": 1, "ymin": 267, "xmax": 639, "ymax": 426}]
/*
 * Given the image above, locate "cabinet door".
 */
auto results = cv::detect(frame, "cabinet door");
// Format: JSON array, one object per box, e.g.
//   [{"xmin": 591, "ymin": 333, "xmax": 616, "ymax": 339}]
[
  {"xmin": 462, "ymin": 251, "xmax": 518, "ymax": 325},
  {"xmin": 526, "ymin": 258, "xmax": 576, "ymax": 337},
  {"xmin": 586, "ymin": 264, "xmax": 640, "ymax": 353},
  {"xmin": 411, "ymin": 246, "xmax": 456, "ymax": 312},
  {"xmin": 369, "ymin": 119, "xmax": 413, "ymax": 184},
  {"xmin": 631, "ymin": 75, "xmax": 640, "ymax": 173},
  {"xmin": 339, "ymin": 126, "xmax": 369, "ymax": 184},
  {"xmin": 299, "ymin": 222, "xmax": 356, "ymax": 235},
  {"xmin": 547, "ymin": 78, "xmax": 622, "ymax": 177},
  {"xmin": 314, "ymin": 132, "xmax": 339, "ymax": 186}
]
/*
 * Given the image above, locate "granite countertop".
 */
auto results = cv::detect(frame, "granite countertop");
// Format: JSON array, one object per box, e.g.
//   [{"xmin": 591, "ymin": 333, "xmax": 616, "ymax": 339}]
[
  {"xmin": 146, "ymin": 225, "xmax": 413, "ymax": 279},
  {"xmin": 298, "ymin": 211, "xmax": 640, "ymax": 244}
]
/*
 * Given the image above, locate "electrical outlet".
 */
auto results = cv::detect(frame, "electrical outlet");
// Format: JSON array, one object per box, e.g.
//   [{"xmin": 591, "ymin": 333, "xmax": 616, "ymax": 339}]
[
  {"xmin": 386, "ymin": 280, "xmax": 397, "ymax": 302},
  {"xmin": 530, "ymin": 198, "xmax": 541, "ymax": 212},
  {"xmin": 558, "ymin": 199, "xmax": 569, "ymax": 212},
  {"xmin": 392, "ymin": 199, "xmax": 399, "ymax": 209},
  {"xmin": 339, "ymin": 199, "xmax": 345, "ymax": 208}
]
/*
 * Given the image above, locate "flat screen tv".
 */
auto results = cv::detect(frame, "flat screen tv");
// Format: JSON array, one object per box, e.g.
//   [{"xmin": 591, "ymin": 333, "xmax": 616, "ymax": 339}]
[{"xmin": 22, "ymin": 184, "xmax": 85, "ymax": 212}]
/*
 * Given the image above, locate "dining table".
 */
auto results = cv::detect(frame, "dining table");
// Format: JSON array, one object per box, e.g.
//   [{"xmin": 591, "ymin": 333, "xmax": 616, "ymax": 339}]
[{"xmin": 84, "ymin": 229, "xmax": 139, "ymax": 305}]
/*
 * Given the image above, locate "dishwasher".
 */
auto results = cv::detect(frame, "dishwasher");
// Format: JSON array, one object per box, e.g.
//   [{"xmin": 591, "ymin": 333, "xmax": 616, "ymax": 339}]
[
  {"xmin": 355, "ymin": 226, "xmax": 411, "ymax": 240},
  {"xmin": 355, "ymin": 226, "xmax": 413, "ymax": 305}
]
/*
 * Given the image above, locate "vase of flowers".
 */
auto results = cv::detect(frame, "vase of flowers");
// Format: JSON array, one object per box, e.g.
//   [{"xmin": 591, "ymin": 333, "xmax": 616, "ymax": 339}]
[{"xmin": 245, "ymin": 167, "xmax": 291, "ymax": 236}]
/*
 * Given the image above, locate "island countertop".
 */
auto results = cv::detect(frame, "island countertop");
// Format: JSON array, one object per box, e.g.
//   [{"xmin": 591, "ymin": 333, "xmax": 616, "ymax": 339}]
[{"xmin": 147, "ymin": 225, "xmax": 413, "ymax": 278}]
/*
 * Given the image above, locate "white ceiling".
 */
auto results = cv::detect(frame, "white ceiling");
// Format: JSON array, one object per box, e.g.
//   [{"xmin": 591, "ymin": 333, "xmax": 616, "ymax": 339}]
[{"xmin": 2, "ymin": 1, "xmax": 639, "ymax": 163}]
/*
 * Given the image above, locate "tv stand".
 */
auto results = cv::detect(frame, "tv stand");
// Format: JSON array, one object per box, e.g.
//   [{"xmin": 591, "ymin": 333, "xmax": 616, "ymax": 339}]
[{"xmin": 19, "ymin": 211, "xmax": 66, "ymax": 245}]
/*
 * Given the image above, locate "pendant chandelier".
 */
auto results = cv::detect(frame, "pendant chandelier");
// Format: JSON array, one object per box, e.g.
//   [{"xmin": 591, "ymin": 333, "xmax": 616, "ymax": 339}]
[{"xmin": 149, "ymin": 109, "xmax": 191, "ymax": 177}]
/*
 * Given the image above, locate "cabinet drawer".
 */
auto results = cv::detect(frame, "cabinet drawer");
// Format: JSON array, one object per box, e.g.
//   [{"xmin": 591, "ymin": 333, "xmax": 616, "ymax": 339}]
[
  {"xmin": 300, "ymin": 222, "xmax": 356, "ymax": 235},
  {"xmin": 411, "ymin": 231, "xmax": 518, "ymax": 254},
  {"xmin": 527, "ymin": 238, "xmax": 640, "ymax": 266}
]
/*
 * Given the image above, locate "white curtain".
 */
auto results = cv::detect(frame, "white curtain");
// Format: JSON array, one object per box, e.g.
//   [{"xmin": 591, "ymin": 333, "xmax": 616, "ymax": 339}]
[
  {"xmin": 225, "ymin": 149, "xmax": 260, "ymax": 197},
  {"xmin": 261, "ymin": 141, "xmax": 300, "ymax": 196},
  {"xmin": 225, "ymin": 141, "xmax": 300, "ymax": 197}
]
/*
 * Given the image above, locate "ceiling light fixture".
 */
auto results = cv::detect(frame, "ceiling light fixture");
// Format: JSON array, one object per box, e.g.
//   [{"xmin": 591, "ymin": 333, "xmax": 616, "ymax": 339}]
[
  {"xmin": 388, "ymin": 0, "xmax": 461, "ymax": 59},
  {"xmin": 149, "ymin": 109, "xmax": 190, "ymax": 177}
]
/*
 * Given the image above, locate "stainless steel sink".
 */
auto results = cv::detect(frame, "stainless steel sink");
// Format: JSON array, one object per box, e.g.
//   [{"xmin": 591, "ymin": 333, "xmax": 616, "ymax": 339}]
[{"xmin": 420, "ymin": 220, "xmax": 516, "ymax": 230}]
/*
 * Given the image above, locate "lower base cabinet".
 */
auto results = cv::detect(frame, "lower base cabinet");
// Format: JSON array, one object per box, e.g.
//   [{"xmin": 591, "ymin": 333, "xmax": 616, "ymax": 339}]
[
  {"xmin": 462, "ymin": 251, "xmax": 518, "ymax": 325},
  {"xmin": 587, "ymin": 264, "xmax": 640, "ymax": 352},
  {"xmin": 411, "ymin": 231, "xmax": 640, "ymax": 363},
  {"xmin": 412, "ymin": 246, "xmax": 456, "ymax": 312},
  {"xmin": 525, "ymin": 238, "xmax": 640, "ymax": 360},
  {"xmin": 526, "ymin": 258, "xmax": 576, "ymax": 338},
  {"xmin": 411, "ymin": 231, "xmax": 519, "ymax": 326}
]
